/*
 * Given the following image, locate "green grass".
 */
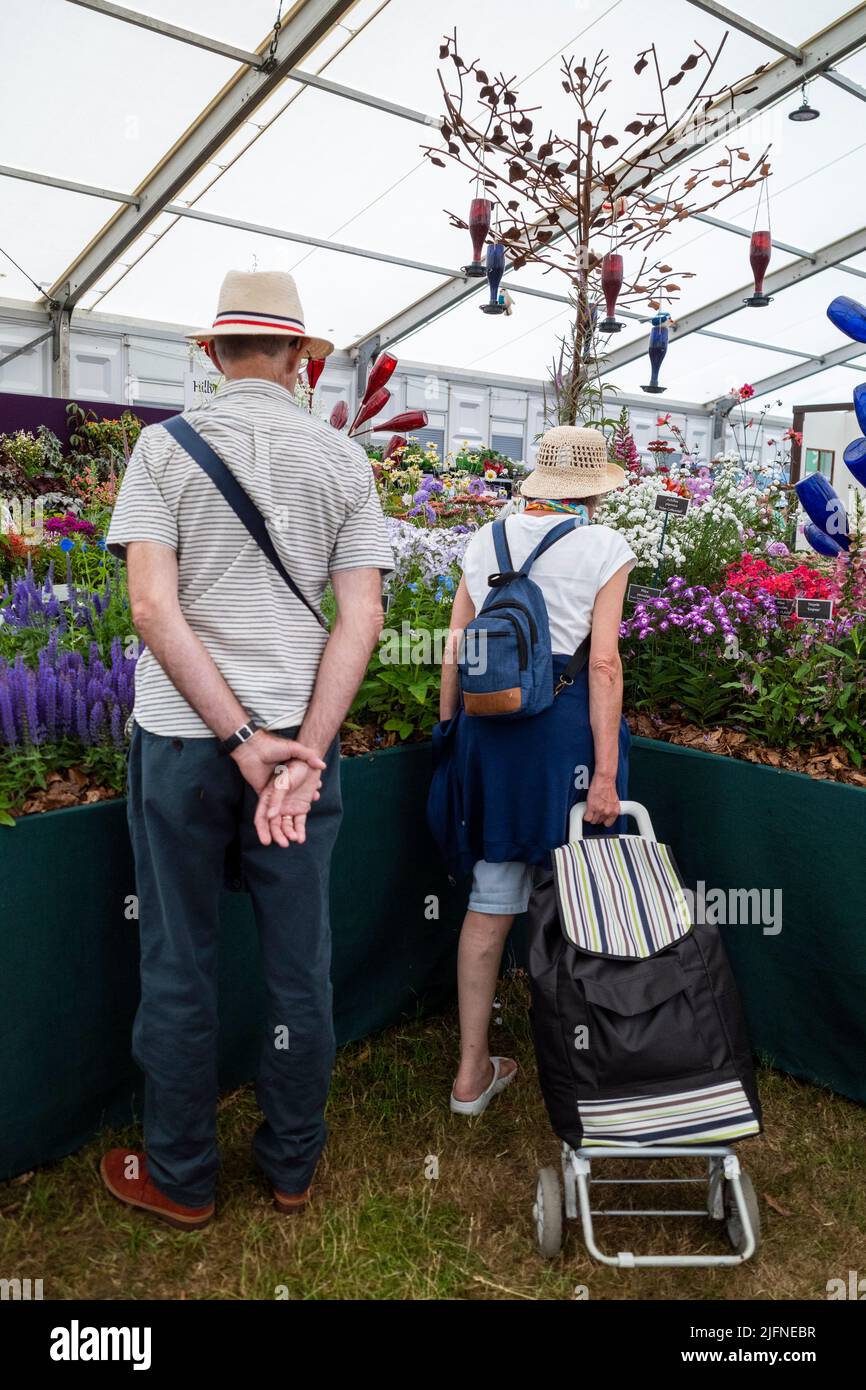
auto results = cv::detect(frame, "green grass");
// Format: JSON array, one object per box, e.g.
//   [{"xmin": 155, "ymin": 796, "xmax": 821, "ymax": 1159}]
[{"xmin": 1, "ymin": 975, "xmax": 864, "ymax": 1300}]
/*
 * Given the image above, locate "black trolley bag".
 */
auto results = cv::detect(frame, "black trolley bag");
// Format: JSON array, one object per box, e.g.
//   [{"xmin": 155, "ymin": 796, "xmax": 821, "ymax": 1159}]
[{"xmin": 528, "ymin": 801, "xmax": 762, "ymax": 1150}]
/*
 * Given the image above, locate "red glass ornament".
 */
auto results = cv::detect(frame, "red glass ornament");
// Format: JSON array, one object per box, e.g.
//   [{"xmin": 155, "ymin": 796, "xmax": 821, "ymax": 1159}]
[
  {"xmin": 599, "ymin": 252, "xmax": 624, "ymax": 333},
  {"xmin": 383, "ymin": 434, "xmax": 407, "ymax": 460},
  {"xmin": 745, "ymin": 230, "xmax": 772, "ymax": 306},
  {"xmin": 371, "ymin": 410, "xmax": 428, "ymax": 433},
  {"xmin": 306, "ymin": 358, "xmax": 326, "ymax": 390},
  {"xmin": 329, "ymin": 400, "xmax": 348, "ymax": 431},
  {"xmin": 348, "ymin": 387, "xmax": 391, "ymax": 436},
  {"xmin": 363, "ymin": 352, "xmax": 397, "ymax": 403},
  {"xmin": 463, "ymin": 198, "xmax": 492, "ymax": 277}
]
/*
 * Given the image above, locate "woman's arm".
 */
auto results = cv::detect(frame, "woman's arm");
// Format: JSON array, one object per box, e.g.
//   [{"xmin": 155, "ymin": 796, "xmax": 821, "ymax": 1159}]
[
  {"xmin": 439, "ymin": 575, "xmax": 476, "ymax": 721},
  {"xmin": 584, "ymin": 563, "xmax": 631, "ymax": 826}
]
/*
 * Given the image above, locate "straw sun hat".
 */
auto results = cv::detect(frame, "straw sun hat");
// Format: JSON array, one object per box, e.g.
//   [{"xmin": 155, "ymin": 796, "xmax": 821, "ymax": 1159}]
[
  {"xmin": 186, "ymin": 269, "xmax": 334, "ymax": 359},
  {"xmin": 520, "ymin": 425, "xmax": 626, "ymax": 500}
]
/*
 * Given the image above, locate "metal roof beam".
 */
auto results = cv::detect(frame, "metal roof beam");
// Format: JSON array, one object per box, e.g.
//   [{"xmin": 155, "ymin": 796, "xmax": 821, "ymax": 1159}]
[
  {"xmin": 46, "ymin": 0, "xmax": 358, "ymax": 309},
  {"xmin": 600, "ymin": 225, "xmax": 866, "ymax": 376},
  {"xmin": 0, "ymin": 163, "xmax": 137, "ymax": 205},
  {"xmin": 348, "ymin": 4, "xmax": 866, "ymax": 355},
  {"xmin": 822, "ymin": 67, "xmax": 866, "ymax": 104},
  {"xmin": 65, "ymin": 1, "xmax": 441, "ymax": 126},
  {"xmin": 683, "ymin": 2, "xmax": 805, "ymax": 62},
  {"xmin": 705, "ymin": 340, "xmax": 866, "ymax": 406},
  {"xmin": 66, "ymin": 0, "xmax": 263, "ymax": 65}
]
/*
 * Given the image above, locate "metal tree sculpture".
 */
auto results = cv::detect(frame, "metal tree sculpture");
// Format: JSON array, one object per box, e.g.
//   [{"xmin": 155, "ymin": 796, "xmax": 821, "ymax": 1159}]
[{"xmin": 423, "ymin": 32, "xmax": 772, "ymax": 423}]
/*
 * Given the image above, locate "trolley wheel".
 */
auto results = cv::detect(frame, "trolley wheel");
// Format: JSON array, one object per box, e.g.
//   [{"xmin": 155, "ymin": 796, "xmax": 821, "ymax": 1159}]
[
  {"xmin": 724, "ymin": 1172, "xmax": 761, "ymax": 1254},
  {"xmin": 533, "ymin": 1166, "xmax": 563, "ymax": 1258}
]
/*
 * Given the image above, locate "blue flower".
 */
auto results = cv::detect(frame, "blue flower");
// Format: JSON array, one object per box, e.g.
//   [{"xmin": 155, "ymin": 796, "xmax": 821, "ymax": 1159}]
[
  {"xmin": 59, "ymin": 538, "xmax": 74, "ymax": 552},
  {"xmin": 96, "ymin": 537, "xmax": 107, "ymax": 550}
]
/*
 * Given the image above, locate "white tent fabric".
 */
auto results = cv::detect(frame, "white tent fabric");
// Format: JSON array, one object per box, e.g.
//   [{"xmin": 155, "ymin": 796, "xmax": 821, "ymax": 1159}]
[{"xmin": 1, "ymin": 0, "xmax": 865, "ymax": 412}]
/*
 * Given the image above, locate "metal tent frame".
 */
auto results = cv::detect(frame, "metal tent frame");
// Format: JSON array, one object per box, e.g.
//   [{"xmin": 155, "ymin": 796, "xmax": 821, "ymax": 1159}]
[{"xmin": 2, "ymin": 0, "xmax": 866, "ymax": 403}]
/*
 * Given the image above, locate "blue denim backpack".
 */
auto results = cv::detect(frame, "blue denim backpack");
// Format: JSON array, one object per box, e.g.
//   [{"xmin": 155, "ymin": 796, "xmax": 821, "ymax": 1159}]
[{"xmin": 459, "ymin": 516, "xmax": 589, "ymax": 719}]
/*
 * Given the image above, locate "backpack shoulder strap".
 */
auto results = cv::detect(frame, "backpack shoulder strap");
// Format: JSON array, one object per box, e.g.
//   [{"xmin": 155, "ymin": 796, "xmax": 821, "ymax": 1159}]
[
  {"xmin": 491, "ymin": 517, "xmax": 514, "ymax": 573},
  {"xmin": 519, "ymin": 517, "xmax": 577, "ymax": 575},
  {"xmin": 162, "ymin": 415, "xmax": 327, "ymax": 630}
]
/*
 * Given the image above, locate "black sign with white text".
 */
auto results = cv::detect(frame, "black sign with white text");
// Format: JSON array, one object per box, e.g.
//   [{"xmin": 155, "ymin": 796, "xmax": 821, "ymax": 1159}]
[
  {"xmin": 655, "ymin": 492, "xmax": 690, "ymax": 516},
  {"xmin": 796, "ymin": 598, "xmax": 833, "ymax": 621},
  {"xmin": 628, "ymin": 583, "xmax": 662, "ymax": 604}
]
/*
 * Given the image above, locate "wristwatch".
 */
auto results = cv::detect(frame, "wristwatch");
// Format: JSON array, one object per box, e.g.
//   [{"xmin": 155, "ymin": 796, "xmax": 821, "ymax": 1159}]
[{"xmin": 219, "ymin": 717, "xmax": 262, "ymax": 755}]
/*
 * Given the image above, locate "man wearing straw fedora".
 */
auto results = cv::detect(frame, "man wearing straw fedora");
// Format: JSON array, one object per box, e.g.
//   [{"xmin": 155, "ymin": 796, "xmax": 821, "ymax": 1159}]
[{"xmin": 102, "ymin": 270, "xmax": 393, "ymax": 1228}]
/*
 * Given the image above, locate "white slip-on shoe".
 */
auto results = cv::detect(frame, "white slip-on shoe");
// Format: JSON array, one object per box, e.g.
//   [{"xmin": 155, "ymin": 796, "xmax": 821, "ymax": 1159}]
[{"xmin": 450, "ymin": 1057, "xmax": 518, "ymax": 1116}]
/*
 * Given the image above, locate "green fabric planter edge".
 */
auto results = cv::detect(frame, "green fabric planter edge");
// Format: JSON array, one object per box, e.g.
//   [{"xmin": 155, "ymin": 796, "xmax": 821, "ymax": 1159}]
[{"xmin": 1, "ymin": 736, "xmax": 864, "ymax": 1180}]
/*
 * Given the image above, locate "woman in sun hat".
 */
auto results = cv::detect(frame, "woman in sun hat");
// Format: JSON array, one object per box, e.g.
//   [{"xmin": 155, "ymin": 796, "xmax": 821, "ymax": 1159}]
[{"xmin": 428, "ymin": 425, "xmax": 636, "ymax": 1116}]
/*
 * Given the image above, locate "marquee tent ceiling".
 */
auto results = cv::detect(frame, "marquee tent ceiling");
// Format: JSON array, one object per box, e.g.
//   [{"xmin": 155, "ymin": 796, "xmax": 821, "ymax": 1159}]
[{"xmin": 2, "ymin": 0, "xmax": 866, "ymax": 412}]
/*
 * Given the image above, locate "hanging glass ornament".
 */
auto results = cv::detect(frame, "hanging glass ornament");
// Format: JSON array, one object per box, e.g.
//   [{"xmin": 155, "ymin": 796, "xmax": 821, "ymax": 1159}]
[
  {"xmin": 329, "ymin": 400, "xmax": 348, "ymax": 431},
  {"xmin": 827, "ymin": 295, "xmax": 866, "ymax": 343},
  {"xmin": 599, "ymin": 252, "xmax": 624, "ymax": 333},
  {"xmin": 372, "ymin": 410, "xmax": 429, "ymax": 433},
  {"xmin": 480, "ymin": 243, "xmax": 507, "ymax": 315},
  {"xmin": 463, "ymin": 198, "xmax": 492, "ymax": 277},
  {"xmin": 853, "ymin": 381, "xmax": 866, "ymax": 435},
  {"xmin": 794, "ymin": 474, "xmax": 850, "ymax": 550},
  {"xmin": 348, "ymin": 387, "xmax": 391, "ymax": 436},
  {"xmin": 362, "ymin": 352, "xmax": 398, "ymax": 402},
  {"xmin": 843, "ymin": 436, "xmax": 866, "ymax": 488},
  {"xmin": 306, "ymin": 358, "xmax": 326, "ymax": 391},
  {"xmin": 383, "ymin": 434, "xmax": 408, "ymax": 460},
  {"xmin": 642, "ymin": 312, "xmax": 670, "ymax": 393},
  {"xmin": 744, "ymin": 231, "xmax": 772, "ymax": 307},
  {"xmin": 803, "ymin": 523, "xmax": 841, "ymax": 557}
]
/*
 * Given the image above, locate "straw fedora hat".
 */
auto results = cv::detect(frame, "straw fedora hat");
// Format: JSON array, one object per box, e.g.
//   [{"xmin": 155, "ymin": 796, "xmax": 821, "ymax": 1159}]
[
  {"xmin": 521, "ymin": 425, "xmax": 626, "ymax": 500},
  {"xmin": 186, "ymin": 269, "xmax": 334, "ymax": 359}
]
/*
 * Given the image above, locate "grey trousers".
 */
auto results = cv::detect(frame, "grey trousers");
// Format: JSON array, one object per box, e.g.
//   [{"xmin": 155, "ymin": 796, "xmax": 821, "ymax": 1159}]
[{"xmin": 126, "ymin": 723, "xmax": 342, "ymax": 1207}]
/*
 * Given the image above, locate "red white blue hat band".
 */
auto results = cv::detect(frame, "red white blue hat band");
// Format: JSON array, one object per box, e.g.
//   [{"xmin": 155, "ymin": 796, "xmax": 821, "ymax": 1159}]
[{"xmin": 186, "ymin": 269, "xmax": 334, "ymax": 359}]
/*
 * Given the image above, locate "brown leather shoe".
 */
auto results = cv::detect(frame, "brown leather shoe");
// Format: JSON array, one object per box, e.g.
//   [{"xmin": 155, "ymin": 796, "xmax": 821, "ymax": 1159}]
[
  {"xmin": 100, "ymin": 1150, "xmax": 214, "ymax": 1230},
  {"xmin": 272, "ymin": 1184, "xmax": 312, "ymax": 1215}
]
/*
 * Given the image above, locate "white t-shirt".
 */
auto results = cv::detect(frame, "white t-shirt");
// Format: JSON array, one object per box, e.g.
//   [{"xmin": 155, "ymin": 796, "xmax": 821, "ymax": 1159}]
[{"xmin": 461, "ymin": 513, "xmax": 636, "ymax": 654}]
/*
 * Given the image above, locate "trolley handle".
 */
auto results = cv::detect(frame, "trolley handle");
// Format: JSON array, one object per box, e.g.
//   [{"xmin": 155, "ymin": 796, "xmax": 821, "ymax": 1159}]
[{"xmin": 569, "ymin": 799, "xmax": 657, "ymax": 842}]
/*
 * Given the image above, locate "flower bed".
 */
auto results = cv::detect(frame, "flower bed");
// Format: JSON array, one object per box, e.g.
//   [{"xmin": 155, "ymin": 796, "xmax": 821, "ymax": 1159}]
[{"xmin": 2, "ymin": 407, "xmax": 865, "ymax": 816}]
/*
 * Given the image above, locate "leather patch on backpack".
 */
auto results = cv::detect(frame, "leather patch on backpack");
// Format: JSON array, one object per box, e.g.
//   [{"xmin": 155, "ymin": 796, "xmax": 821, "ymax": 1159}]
[{"xmin": 463, "ymin": 687, "xmax": 522, "ymax": 716}]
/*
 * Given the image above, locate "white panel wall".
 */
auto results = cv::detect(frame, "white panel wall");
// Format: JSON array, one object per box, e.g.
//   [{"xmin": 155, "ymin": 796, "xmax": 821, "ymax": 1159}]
[
  {"xmin": 0, "ymin": 304, "xmax": 792, "ymax": 472},
  {"xmin": 0, "ymin": 318, "xmax": 51, "ymax": 395}
]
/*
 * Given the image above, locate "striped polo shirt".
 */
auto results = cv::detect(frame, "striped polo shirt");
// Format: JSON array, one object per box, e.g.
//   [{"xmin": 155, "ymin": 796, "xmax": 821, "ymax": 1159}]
[{"xmin": 107, "ymin": 377, "xmax": 393, "ymax": 737}]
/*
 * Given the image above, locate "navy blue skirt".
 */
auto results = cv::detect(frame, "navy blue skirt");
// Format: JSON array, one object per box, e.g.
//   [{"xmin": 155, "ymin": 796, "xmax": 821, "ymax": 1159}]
[{"xmin": 427, "ymin": 657, "xmax": 630, "ymax": 880}]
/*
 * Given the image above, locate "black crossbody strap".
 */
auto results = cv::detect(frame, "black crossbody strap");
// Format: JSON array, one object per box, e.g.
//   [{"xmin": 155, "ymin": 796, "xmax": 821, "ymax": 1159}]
[
  {"xmin": 162, "ymin": 415, "xmax": 328, "ymax": 630},
  {"xmin": 554, "ymin": 633, "xmax": 592, "ymax": 696}
]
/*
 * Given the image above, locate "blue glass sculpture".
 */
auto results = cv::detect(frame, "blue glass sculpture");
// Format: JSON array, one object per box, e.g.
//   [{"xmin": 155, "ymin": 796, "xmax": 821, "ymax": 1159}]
[
  {"xmin": 480, "ymin": 243, "xmax": 507, "ymax": 315},
  {"xmin": 843, "ymin": 435, "xmax": 866, "ymax": 487},
  {"xmin": 853, "ymin": 382, "xmax": 866, "ymax": 436},
  {"xmin": 803, "ymin": 523, "xmax": 842, "ymax": 558},
  {"xmin": 795, "ymin": 473, "xmax": 850, "ymax": 550},
  {"xmin": 642, "ymin": 312, "xmax": 670, "ymax": 393},
  {"xmin": 826, "ymin": 296, "xmax": 866, "ymax": 343}
]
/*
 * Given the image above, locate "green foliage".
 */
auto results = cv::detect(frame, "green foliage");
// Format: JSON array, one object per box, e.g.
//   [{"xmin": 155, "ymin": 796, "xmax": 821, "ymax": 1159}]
[
  {"xmin": 0, "ymin": 426, "xmax": 65, "ymax": 492},
  {"xmin": 66, "ymin": 403, "xmax": 143, "ymax": 479},
  {"xmin": 348, "ymin": 568, "xmax": 455, "ymax": 740}
]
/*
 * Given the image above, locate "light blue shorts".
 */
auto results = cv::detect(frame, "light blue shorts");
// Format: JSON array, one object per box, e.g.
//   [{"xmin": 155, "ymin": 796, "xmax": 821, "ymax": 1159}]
[{"xmin": 468, "ymin": 859, "xmax": 533, "ymax": 916}]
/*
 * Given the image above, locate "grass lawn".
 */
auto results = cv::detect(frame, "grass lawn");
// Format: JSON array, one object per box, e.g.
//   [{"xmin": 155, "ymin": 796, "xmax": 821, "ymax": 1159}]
[{"xmin": 2, "ymin": 974, "xmax": 864, "ymax": 1301}]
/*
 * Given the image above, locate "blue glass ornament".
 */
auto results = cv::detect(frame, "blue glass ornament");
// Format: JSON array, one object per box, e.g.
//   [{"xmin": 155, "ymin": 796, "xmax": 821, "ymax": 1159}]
[
  {"xmin": 843, "ymin": 436, "xmax": 866, "ymax": 487},
  {"xmin": 642, "ymin": 312, "xmax": 670, "ymax": 393},
  {"xmin": 853, "ymin": 382, "xmax": 866, "ymax": 436},
  {"xmin": 480, "ymin": 243, "xmax": 507, "ymax": 315},
  {"xmin": 803, "ymin": 523, "xmax": 842, "ymax": 558},
  {"xmin": 795, "ymin": 473, "xmax": 849, "ymax": 550},
  {"xmin": 827, "ymin": 296, "xmax": 866, "ymax": 343}
]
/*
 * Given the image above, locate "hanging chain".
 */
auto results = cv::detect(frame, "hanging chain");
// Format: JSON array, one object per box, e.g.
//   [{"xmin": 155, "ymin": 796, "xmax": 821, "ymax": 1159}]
[{"xmin": 262, "ymin": 1, "xmax": 283, "ymax": 72}]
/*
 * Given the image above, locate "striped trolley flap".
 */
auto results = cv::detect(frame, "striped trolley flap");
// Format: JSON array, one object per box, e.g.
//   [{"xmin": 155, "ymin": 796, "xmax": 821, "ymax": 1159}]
[{"xmin": 552, "ymin": 834, "xmax": 692, "ymax": 959}]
